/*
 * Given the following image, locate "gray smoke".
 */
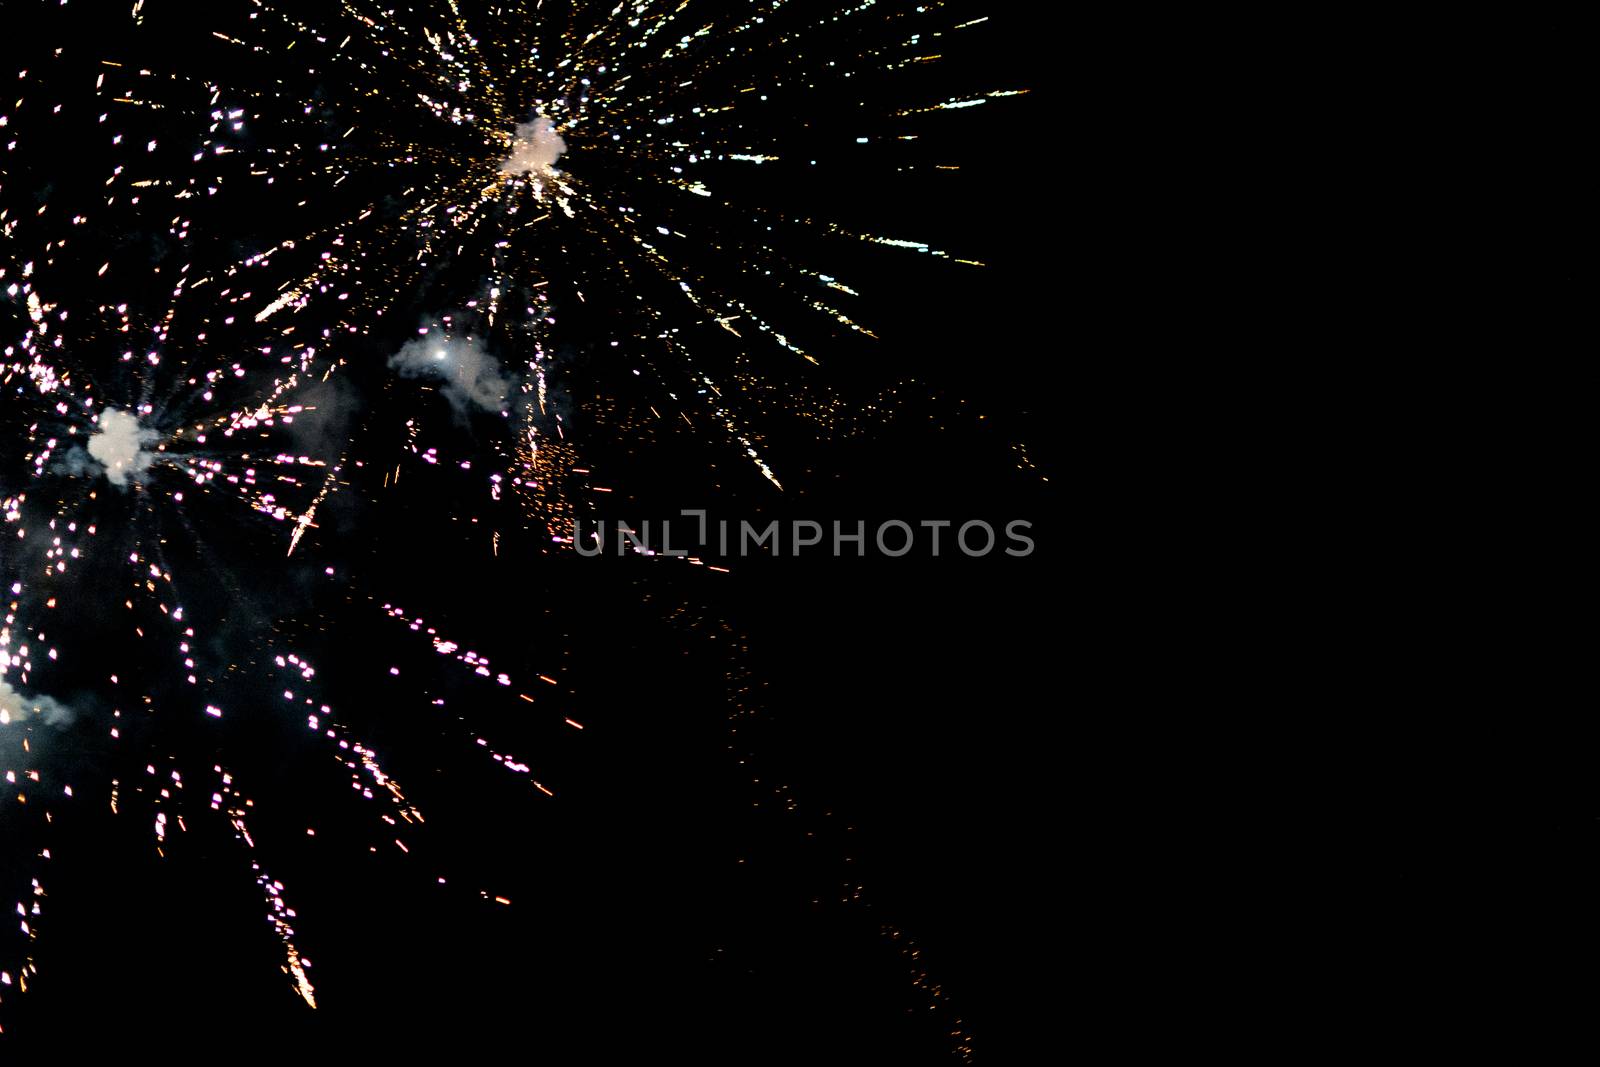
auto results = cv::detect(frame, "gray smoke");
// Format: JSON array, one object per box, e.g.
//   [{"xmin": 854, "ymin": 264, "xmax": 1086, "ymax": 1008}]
[
  {"xmin": 86, "ymin": 407, "xmax": 160, "ymax": 487},
  {"xmin": 0, "ymin": 678, "xmax": 74, "ymax": 727},
  {"xmin": 388, "ymin": 330, "xmax": 514, "ymax": 419},
  {"xmin": 285, "ymin": 375, "xmax": 363, "ymax": 459},
  {"xmin": 500, "ymin": 116, "xmax": 566, "ymax": 178}
]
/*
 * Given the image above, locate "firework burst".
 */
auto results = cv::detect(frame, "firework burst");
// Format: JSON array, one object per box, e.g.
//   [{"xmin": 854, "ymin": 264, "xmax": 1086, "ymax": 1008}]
[{"xmin": 1, "ymin": 0, "xmax": 1027, "ymax": 1053}]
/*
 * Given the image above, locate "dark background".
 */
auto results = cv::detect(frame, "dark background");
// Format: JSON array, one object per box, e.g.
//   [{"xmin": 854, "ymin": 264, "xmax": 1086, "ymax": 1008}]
[{"xmin": 1, "ymin": 0, "xmax": 1060, "ymax": 1057}]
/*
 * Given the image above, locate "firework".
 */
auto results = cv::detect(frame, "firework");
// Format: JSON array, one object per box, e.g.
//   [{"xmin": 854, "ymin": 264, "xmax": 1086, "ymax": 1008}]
[{"xmin": 1, "ymin": 0, "xmax": 1026, "ymax": 1053}]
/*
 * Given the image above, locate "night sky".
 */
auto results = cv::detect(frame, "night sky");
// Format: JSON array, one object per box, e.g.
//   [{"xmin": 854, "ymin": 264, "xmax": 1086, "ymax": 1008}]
[{"xmin": 1, "ymin": 0, "xmax": 1054, "ymax": 1056}]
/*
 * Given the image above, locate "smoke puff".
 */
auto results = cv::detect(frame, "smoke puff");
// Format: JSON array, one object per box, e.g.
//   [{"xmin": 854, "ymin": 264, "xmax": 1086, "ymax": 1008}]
[
  {"xmin": 388, "ymin": 331, "xmax": 514, "ymax": 419},
  {"xmin": 54, "ymin": 447, "xmax": 102, "ymax": 480},
  {"xmin": 0, "ymin": 678, "xmax": 74, "ymax": 727},
  {"xmin": 87, "ymin": 407, "xmax": 160, "ymax": 487},
  {"xmin": 286, "ymin": 376, "xmax": 363, "ymax": 459},
  {"xmin": 500, "ymin": 116, "xmax": 566, "ymax": 178}
]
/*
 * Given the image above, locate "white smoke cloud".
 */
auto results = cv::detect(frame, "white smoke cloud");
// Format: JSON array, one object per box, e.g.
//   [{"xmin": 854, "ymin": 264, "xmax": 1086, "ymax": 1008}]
[
  {"xmin": 86, "ymin": 407, "xmax": 160, "ymax": 487},
  {"xmin": 388, "ymin": 330, "xmax": 514, "ymax": 419},
  {"xmin": 500, "ymin": 116, "xmax": 566, "ymax": 178},
  {"xmin": 0, "ymin": 678, "xmax": 74, "ymax": 727}
]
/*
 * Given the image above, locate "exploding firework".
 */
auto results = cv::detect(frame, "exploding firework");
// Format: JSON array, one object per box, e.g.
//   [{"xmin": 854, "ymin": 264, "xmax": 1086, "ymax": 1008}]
[{"xmin": 1, "ymin": 0, "xmax": 1029, "ymax": 1053}]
